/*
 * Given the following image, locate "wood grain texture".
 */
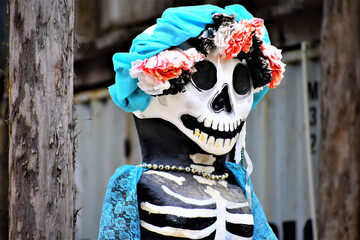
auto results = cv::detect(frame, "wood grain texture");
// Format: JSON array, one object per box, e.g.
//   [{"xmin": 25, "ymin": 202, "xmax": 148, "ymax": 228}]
[
  {"xmin": 319, "ymin": 0, "xmax": 360, "ymax": 239},
  {"xmin": 9, "ymin": 0, "xmax": 76, "ymax": 239}
]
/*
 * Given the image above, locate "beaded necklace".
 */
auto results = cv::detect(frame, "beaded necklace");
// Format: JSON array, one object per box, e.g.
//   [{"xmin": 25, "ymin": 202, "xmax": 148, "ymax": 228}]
[
  {"xmin": 138, "ymin": 149, "xmax": 245, "ymax": 181},
  {"xmin": 139, "ymin": 163, "xmax": 229, "ymax": 181}
]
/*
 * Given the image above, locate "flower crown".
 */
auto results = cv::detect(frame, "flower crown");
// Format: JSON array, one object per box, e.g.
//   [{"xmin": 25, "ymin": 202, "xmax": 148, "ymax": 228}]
[{"xmin": 129, "ymin": 14, "xmax": 285, "ymax": 95}]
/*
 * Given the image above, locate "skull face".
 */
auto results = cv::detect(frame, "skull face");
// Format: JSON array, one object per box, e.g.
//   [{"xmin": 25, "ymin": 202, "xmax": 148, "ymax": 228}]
[{"xmin": 134, "ymin": 52, "xmax": 254, "ymax": 155}]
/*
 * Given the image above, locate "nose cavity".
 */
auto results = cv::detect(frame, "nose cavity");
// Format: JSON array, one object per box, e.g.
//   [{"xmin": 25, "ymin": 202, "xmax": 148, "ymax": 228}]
[{"xmin": 211, "ymin": 85, "xmax": 233, "ymax": 113}]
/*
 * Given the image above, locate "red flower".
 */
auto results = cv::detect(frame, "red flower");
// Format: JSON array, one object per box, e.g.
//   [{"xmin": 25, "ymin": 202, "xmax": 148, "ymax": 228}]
[
  {"xmin": 224, "ymin": 18, "xmax": 265, "ymax": 60},
  {"xmin": 141, "ymin": 48, "xmax": 203, "ymax": 81},
  {"xmin": 224, "ymin": 31, "xmax": 253, "ymax": 59},
  {"xmin": 129, "ymin": 48, "xmax": 204, "ymax": 94},
  {"xmin": 261, "ymin": 43, "xmax": 286, "ymax": 88}
]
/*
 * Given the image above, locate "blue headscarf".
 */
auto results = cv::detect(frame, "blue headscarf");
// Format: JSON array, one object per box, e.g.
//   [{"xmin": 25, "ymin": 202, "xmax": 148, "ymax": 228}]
[{"xmin": 109, "ymin": 4, "xmax": 270, "ymax": 112}]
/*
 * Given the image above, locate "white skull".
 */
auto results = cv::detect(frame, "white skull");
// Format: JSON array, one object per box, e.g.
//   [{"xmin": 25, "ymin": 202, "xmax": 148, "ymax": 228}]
[{"xmin": 134, "ymin": 51, "xmax": 254, "ymax": 155}]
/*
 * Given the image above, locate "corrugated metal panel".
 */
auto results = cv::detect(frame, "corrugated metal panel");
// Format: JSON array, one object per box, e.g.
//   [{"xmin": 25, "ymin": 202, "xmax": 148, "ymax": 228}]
[
  {"xmin": 75, "ymin": 90, "xmax": 141, "ymax": 240},
  {"xmin": 247, "ymin": 47, "xmax": 320, "ymax": 239}
]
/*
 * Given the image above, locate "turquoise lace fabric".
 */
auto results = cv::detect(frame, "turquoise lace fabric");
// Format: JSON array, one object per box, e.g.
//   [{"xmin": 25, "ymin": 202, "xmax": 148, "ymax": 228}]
[
  {"xmin": 98, "ymin": 163, "xmax": 277, "ymax": 239},
  {"xmin": 98, "ymin": 165, "xmax": 146, "ymax": 239}
]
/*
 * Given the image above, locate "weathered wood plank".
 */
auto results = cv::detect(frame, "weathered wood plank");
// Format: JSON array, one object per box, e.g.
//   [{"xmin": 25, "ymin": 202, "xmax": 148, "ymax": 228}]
[
  {"xmin": 319, "ymin": 0, "xmax": 360, "ymax": 239},
  {"xmin": 9, "ymin": 0, "xmax": 76, "ymax": 239}
]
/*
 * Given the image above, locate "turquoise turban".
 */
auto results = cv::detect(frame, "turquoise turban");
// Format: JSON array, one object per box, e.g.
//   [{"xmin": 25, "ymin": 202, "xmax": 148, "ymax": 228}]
[{"xmin": 109, "ymin": 4, "xmax": 270, "ymax": 112}]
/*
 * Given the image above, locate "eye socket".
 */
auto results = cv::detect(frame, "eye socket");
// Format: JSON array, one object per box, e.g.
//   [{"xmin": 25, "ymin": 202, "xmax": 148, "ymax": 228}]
[
  {"xmin": 233, "ymin": 63, "xmax": 251, "ymax": 95},
  {"xmin": 191, "ymin": 60, "xmax": 217, "ymax": 90}
]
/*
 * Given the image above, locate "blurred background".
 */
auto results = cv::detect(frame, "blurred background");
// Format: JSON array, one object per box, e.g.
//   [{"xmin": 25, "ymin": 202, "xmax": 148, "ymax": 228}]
[{"xmin": 1, "ymin": 0, "xmax": 359, "ymax": 240}]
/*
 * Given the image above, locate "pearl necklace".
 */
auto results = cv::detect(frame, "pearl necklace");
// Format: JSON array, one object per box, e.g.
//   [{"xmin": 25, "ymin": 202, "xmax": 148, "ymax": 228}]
[{"xmin": 139, "ymin": 163, "xmax": 229, "ymax": 181}]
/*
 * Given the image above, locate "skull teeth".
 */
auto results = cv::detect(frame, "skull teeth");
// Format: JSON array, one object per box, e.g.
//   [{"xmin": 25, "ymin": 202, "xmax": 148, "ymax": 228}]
[
  {"xmin": 196, "ymin": 115, "xmax": 241, "ymax": 133},
  {"xmin": 197, "ymin": 116, "xmax": 243, "ymax": 135},
  {"xmin": 224, "ymin": 139, "xmax": 231, "ymax": 148},
  {"xmin": 211, "ymin": 120, "xmax": 218, "ymax": 130},
  {"xmin": 182, "ymin": 114, "xmax": 245, "ymax": 142},
  {"xmin": 230, "ymin": 136, "xmax": 236, "ymax": 146},
  {"xmin": 199, "ymin": 132, "xmax": 208, "ymax": 143},
  {"xmin": 197, "ymin": 116, "xmax": 241, "ymax": 132},
  {"xmin": 214, "ymin": 138, "xmax": 224, "ymax": 148},
  {"xmin": 197, "ymin": 115, "xmax": 206, "ymax": 123},
  {"xmin": 204, "ymin": 118, "xmax": 212, "ymax": 128},
  {"xmin": 193, "ymin": 129, "xmax": 240, "ymax": 148},
  {"xmin": 207, "ymin": 136, "xmax": 215, "ymax": 145},
  {"xmin": 194, "ymin": 128, "xmax": 200, "ymax": 137}
]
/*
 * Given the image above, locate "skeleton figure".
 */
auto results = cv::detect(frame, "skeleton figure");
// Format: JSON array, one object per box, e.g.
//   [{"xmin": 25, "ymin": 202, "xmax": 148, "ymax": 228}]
[
  {"xmin": 99, "ymin": 4, "xmax": 284, "ymax": 240},
  {"xmin": 135, "ymin": 54, "xmax": 254, "ymax": 239}
]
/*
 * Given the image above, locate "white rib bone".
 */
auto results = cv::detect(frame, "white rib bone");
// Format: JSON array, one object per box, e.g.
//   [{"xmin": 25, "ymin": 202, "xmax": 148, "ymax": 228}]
[
  {"xmin": 225, "ymin": 201, "xmax": 249, "ymax": 209},
  {"xmin": 140, "ymin": 220, "xmax": 216, "ymax": 239},
  {"xmin": 226, "ymin": 213, "xmax": 254, "ymax": 225},
  {"xmin": 161, "ymin": 185, "xmax": 215, "ymax": 206},
  {"xmin": 204, "ymin": 187, "xmax": 226, "ymax": 239},
  {"xmin": 190, "ymin": 164, "xmax": 215, "ymax": 174},
  {"xmin": 218, "ymin": 180, "xmax": 228, "ymax": 188},
  {"xmin": 142, "ymin": 180, "xmax": 254, "ymax": 239},
  {"xmin": 204, "ymin": 187, "xmax": 253, "ymax": 240},
  {"xmin": 189, "ymin": 153, "xmax": 216, "ymax": 165},
  {"xmin": 161, "ymin": 185, "xmax": 250, "ymax": 209},
  {"xmin": 193, "ymin": 175, "xmax": 216, "ymax": 185},
  {"xmin": 141, "ymin": 202, "xmax": 216, "ymax": 218},
  {"xmin": 141, "ymin": 201, "xmax": 253, "ymax": 225},
  {"xmin": 144, "ymin": 170, "xmax": 186, "ymax": 185}
]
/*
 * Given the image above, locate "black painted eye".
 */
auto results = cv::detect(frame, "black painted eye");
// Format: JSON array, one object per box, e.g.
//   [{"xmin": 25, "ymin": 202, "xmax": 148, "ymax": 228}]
[
  {"xmin": 191, "ymin": 60, "xmax": 217, "ymax": 90},
  {"xmin": 233, "ymin": 63, "xmax": 251, "ymax": 95}
]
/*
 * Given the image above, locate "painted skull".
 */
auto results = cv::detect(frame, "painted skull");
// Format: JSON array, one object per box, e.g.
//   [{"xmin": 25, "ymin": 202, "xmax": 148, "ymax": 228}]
[
  {"xmin": 134, "ymin": 51, "xmax": 253, "ymax": 155},
  {"xmin": 130, "ymin": 15, "xmax": 285, "ymax": 156}
]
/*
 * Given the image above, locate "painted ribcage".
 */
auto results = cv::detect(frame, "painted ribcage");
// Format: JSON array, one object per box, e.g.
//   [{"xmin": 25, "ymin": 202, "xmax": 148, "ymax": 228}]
[{"xmin": 137, "ymin": 170, "xmax": 254, "ymax": 240}]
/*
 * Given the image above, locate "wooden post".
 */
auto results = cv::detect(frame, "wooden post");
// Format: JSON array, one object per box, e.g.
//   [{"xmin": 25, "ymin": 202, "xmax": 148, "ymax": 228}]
[
  {"xmin": 9, "ymin": 0, "xmax": 76, "ymax": 239},
  {"xmin": 0, "ymin": 0, "xmax": 9, "ymax": 237},
  {"xmin": 0, "ymin": 101, "xmax": 8, "ymax": 239},
  {"xmin": 319, "ymin": 0, "xmax": 360, "ymax": 239}
]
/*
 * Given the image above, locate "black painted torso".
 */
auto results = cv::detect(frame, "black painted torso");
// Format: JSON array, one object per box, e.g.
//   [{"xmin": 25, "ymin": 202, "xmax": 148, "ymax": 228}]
[
  {"xmin": 138, "ymin": 171, "xmax": 254, "ymax": 239},
  {"xmin": 134, "ymin": 117, "xmax": 254, "ymax": 239}
]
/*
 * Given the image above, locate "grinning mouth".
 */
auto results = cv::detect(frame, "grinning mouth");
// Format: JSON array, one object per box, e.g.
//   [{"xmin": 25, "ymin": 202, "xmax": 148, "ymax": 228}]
[{"xmin": 180, "ymin": 114, "xmax": 245, "ymax": 141}]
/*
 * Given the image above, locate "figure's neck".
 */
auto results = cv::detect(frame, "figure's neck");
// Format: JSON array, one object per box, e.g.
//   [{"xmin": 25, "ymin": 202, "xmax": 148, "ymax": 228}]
[{"xmin": 134, "ymin": 116, "xmax": 229, "ymax": 175}]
